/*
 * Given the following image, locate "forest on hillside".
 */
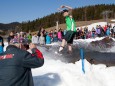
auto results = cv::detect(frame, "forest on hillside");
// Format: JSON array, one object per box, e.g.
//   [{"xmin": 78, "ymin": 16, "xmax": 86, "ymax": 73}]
[
  {"xmin": 21, "ymin": 4, "xmax": 115, "ymax": 32},
  {"xmin": 0, "ymin": 4, "xmax": 115, "ymax": 33}
]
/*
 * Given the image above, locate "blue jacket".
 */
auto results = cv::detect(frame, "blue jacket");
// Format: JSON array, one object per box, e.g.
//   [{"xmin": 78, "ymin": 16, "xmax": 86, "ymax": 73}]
[
  {"xmin": 0, "ymin": 46, "xmax": 3, "ymax": 53},
  {"xmin": 46, "ymin": 35, "xmax": 51, "ymax": 44},
  {"xmin": 53, "ymin": 37, "xmax": 58, "ymax": 42},
  {"xmin": 106, "ymin": 28, "xmax": 110, "ymax": 36}
]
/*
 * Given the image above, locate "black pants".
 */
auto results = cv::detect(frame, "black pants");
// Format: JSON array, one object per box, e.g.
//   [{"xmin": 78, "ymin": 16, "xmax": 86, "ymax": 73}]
[{"xmin": 64, "ymin": 31, "xmax": 75, "ymax": 44}]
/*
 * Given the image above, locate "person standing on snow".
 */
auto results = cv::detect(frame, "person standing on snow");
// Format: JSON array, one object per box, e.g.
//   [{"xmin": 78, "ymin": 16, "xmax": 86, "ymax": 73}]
[{"xmin": 58, "ymin": 5, "xmax": 76, "ymax": 53}]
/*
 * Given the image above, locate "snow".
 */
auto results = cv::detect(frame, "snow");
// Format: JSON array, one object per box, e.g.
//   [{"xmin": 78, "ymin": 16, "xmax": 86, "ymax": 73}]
[
  {"xmin": 77, "ymin": 22, "xmax": 107, "ymax": 31},
  {"xmin": 74, "ymin": 37, "xmax": 105, "ymax": 43},
  {"xmin": 111, "ymin": 19, "xmax": 115, "ymax": 22},
  {"xmin": 31, "ymin": 37, "xmax": 115, "ymax": 86},
  {"xmin": 86, "ymin": 22, "xmax": 107, "ymax": 30},
  {"xmin": 32, "ymin": 58, "xmax": 115, "ymax": 86}
]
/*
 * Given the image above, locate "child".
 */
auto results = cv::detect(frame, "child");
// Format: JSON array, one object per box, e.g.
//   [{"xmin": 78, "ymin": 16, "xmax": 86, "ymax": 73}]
[{"xmin": 53, "ymin": 32, "xmax": 58, "ymax": 42}]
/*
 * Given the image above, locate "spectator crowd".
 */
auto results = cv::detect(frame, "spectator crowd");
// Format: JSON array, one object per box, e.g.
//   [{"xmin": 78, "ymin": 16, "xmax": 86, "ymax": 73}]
[{"xmin": 0, "ymin": 24, "xmax": 115, "ymax": 54}]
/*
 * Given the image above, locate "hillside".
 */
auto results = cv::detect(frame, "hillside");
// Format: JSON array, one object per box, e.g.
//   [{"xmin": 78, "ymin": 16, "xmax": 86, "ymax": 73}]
[
  {"xmin": 0, "ymin": 22, "xmax": 20, "ymax": 31},
  {"xmin": 21, "ymin": 4, "xmax": 115, "ymax": 32},
  {"xmin": 45, "ymin": 19, "xmax": 113, "ymax": 31}
]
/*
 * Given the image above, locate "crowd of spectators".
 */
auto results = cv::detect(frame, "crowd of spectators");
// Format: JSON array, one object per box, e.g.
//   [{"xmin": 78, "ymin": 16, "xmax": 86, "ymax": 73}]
[{"xmin": 0, "ymin": 24, "xmax": 115, "ymax": 54}]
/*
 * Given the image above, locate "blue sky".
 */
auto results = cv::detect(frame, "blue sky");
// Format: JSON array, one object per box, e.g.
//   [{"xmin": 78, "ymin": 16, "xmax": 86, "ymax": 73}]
[{"xmin": 0, "ymin": 0, "xmax": 115, "ymax": 24}]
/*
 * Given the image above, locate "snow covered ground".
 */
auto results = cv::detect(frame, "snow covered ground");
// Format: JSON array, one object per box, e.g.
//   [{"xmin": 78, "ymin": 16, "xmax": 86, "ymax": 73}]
[
  {"xmin": 31, "ymin": 37, "xmax": 115, "ymax": 86},
  {"xmin": 32, "ymin": 59, "xmax": 115, "ymax": 86},
  {"xmin": 78, "ymin": 21, "xmax": 115, "ymax": 31},
  {"xmin": 77, "ymin": 22, "xmax": 107, "ymax": 31}
]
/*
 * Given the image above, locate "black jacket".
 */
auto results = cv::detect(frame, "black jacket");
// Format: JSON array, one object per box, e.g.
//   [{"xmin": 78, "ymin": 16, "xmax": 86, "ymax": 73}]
[{"xmin": 0, "ymin": 45, "xmax": 44, "ymax": 86}]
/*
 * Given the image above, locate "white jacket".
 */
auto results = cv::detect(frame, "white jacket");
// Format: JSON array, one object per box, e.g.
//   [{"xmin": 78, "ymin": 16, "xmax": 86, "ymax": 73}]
[
  {"xmin": 32, "ymin": 36, "xmax": 39, "ymax": 44},
  {"xmin": 39, "ymin": 36, "xmax": 45, "ymax": 45}
]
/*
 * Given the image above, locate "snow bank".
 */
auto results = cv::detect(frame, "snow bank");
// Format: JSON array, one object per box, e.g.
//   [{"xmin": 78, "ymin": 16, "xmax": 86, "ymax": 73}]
[
  {"xmin": 32, "ymin": 59, "xmax": 115, "ymax": 86},
  {"xmin": 111, "ymin": 19, "xmax": 115, "ymax": 22},
  {"xmin": 78, "ymin": 22, "xmax": 107, "ymax": 31}
]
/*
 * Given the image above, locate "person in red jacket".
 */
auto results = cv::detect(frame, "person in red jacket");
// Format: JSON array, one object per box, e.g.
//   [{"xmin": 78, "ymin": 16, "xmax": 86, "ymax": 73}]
[{"xmin": 0, "ymin": 43, "xmax": 44, "ymax": 86}]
